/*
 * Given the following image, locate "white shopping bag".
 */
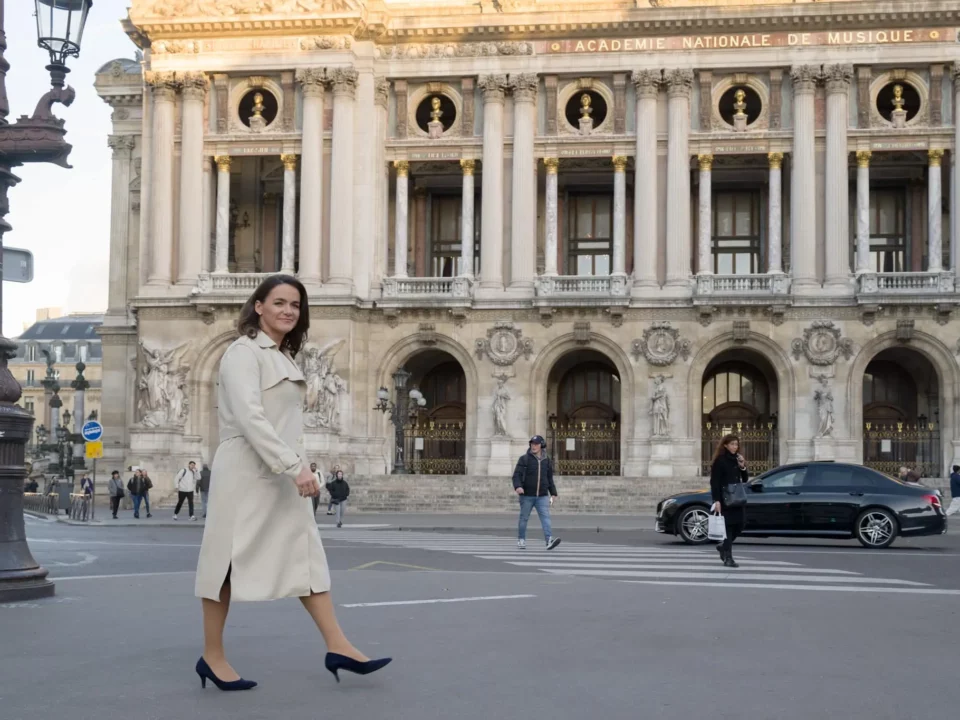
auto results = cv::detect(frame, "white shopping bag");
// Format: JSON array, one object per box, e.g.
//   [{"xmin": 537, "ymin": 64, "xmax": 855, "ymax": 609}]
[{"xmin": 707, "ymin": 513, "xmax": 727, "ymax": 542}]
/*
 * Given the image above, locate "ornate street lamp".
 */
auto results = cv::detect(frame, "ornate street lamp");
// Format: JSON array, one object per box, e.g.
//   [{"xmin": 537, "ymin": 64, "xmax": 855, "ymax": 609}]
[
  {"xmin": 0, "ymin": 0, "xmax": 90, "ymax": 602},
  {"xmin": 373, "ymin": 368, "xmax": 428, "ymax": 475}
]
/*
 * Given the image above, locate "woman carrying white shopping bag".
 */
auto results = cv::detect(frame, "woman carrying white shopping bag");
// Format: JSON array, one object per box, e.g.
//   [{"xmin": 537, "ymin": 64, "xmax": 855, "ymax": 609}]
[{"xmin": 709, "ymin": 433, "xmax": 749, "ymax": 568}]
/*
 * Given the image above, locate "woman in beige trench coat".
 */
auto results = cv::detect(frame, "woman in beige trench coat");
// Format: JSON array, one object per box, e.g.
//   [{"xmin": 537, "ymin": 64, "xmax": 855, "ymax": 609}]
[{"xmin": 194, "ymin": 275, "xmax": 391, "ymax": 691}]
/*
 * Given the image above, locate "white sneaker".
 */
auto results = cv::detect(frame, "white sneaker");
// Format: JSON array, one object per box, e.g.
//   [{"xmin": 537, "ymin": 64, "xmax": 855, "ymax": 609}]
[
  {"xmin": 517, "ymin": 540, "xmax": 526, "ymax": 549},
  {"xmin": 173, "ymin": 515, "xmax": 178, "ymax": 521},
  {"xmin": 546, "ymin": 537, "xmax": 561, "ymax": 550},
  {"xmin": 190, "ymin": 516, "xmax": 197, "ymax": 521}
]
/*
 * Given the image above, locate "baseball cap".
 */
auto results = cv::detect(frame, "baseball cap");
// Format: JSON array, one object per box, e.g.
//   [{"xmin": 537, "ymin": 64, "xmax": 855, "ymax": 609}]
[{"xmin": 529, "ymin": 435, "xmax": 546, "ymax": 445}]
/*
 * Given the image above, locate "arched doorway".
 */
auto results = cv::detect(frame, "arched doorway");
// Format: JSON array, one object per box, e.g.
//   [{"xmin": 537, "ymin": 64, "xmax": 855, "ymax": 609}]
[
  {"xmin": 404, "ymin": 350, "xmax": 467, "ymax": 475},
  {"xmin": 546, "ymin": 350, "xmax": 621, "ymax": 475},
  {"xmin": 862, "ymin": 348, "xmax": 940, "ymax": 478},
  {"xmin": 701, "ymin": 349, "xmax": 779, "ymax": 475}
]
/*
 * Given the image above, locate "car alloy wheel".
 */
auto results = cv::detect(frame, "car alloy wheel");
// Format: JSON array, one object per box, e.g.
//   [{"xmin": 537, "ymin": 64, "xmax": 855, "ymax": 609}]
[
  {"xmin": 855, "ymin": 509, "xmax": 898, "ymax": 549},
  {"xmin": 676, "ymin": 506, "xmax": 711, "ymax": 545}
]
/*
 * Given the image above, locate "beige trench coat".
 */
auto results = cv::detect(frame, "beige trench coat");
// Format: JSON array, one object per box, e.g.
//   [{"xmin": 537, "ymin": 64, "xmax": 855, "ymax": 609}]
[{"xmin": 195, "ymin": 332, "xmax": 331, "ymax": 602}]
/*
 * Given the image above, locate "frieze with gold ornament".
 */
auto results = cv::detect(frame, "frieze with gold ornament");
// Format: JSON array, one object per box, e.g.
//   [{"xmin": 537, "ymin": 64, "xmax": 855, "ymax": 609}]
[{"xmin": 375, "ymin": 42, "xmax": 532, "ymax": 60}]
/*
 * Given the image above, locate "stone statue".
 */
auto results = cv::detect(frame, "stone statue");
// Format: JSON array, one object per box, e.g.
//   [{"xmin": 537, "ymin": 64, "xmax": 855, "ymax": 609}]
[
  {"xmin": 814, "ymin": 378, "xmax": 835, "ymax": 438},
  {"xmin": 492, "ymin": 375, "xmax": 510, "ymax": 437},
  {"xmin": 579, "ymin": 92, "xmax": 594, "ymax": 135},
  {"xmin": 890, "ymin": 83, "xmax": 907, "ymax": 127},
  {"xmin": 732, "ymin": 87, "xmax": 748, "ymax": 131},
  {"xmin": 137, "ymin": 341, "xmax": 189, "ymax": 428},
  {"xmin": 249, "ymin": 91, "xmax": 267, "ymax": 132},
  {"xmin": 650, "ymin": 374, "xmax": 670, "ymax": 438},
  {"xmin": 300, "ymin": 339, "xmax": 348, "ymax": 432},
  {"xmin": 427, "ymin": 95, "xmax": 444, "ymax": 138}
]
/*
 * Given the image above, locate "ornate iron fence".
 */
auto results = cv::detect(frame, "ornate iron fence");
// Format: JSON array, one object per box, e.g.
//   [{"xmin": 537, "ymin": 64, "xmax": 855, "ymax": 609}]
[
  {"xmin": 701, "ymin": 421, "xmax": 779, "ymax": 476},
  {"xmin": 863, "ymin": 421, "xmax": 941, "ymax": 478},
  {"xmin": 550, "ymin": 420, "xmax": 621, "ymax": 476},
  {"xmin": 405, "ymin": 419, "xmax": 466, "ymax": 475}
]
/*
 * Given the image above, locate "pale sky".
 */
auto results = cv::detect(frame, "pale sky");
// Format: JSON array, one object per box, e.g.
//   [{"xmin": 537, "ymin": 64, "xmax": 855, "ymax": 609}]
[{"xmin": 4, "ymin": 0, "xmax": 134, "ymax": 337}]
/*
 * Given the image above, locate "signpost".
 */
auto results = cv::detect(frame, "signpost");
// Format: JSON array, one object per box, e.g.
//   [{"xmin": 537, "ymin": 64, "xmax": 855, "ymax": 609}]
[
  {"xmin": 2, "ymin": 247, "xmax": 34, "ymax": 283},
  {"xmin": 81, "ymin": 421, "xmax": 103, "ymax": 521}
]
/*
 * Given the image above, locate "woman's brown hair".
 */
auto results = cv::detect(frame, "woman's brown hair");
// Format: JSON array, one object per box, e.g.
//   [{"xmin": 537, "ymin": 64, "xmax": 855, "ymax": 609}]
[
  {"xmin": 237, "ymin": 274, "xmax": 310, "ymax": 357},
  {"xmin": 712, "ymin": 433, "xmax": 740, "ymax": 462}
]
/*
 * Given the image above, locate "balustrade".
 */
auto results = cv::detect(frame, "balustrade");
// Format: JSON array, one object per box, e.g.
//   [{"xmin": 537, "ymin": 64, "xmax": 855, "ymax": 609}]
[{"xmin": 857, "ymin": 271, "xmax": 955, "ymax": 295}]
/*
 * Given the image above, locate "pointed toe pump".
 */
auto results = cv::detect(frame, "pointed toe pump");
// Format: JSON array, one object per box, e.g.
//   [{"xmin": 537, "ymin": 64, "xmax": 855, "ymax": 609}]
[
  {"xmin": 324, "ymin": 653, "xmax": 392, "ymax": 683},
  {"xmin": 195, "ymin": 657, "xmax": 258, "ymax": 691}
]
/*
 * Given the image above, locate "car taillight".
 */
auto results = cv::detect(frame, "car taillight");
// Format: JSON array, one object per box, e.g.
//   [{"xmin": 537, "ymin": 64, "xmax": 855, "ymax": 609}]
[{"xmin": 924, "ymin": 494, "xmax": 941, "ymax": 510}]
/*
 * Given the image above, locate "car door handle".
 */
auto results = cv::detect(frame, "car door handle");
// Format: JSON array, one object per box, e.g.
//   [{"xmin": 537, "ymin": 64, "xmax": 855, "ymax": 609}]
[
  {"xmin": 786, "ymin": 490, "xmax": 801, "ymax": 495},
  {"xmin": 848, "ymin": 491, "xmax": 864, "ymax": 497}
]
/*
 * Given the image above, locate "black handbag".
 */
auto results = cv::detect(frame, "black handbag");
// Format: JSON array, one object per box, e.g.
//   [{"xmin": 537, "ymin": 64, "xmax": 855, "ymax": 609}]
[{"xmin": 722, "ymin": 482, "xmax": 748, "ymax": 508}]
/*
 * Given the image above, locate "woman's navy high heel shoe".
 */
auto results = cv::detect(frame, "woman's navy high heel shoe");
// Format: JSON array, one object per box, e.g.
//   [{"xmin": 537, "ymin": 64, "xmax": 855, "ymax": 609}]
[
  {"xmin": 195, "ymin": 657, "xmax": 258, "ymax": 691},
  {"xmin": 324, "ymin": 653, "xmax": 392, "ymax": 683}
]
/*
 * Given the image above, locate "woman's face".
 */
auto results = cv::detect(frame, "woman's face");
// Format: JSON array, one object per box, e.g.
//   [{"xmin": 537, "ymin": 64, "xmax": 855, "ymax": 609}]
[
  {"xmin": 336, "ymin": 471, "xmax": 343, "ymax": 480},
  {"xmin": 725, "ymin": 440, "xmax": 740, "ymax": 454},
  {"xmin": 256, "ymin": 283, "xmax": 301, "ymax": 339}
]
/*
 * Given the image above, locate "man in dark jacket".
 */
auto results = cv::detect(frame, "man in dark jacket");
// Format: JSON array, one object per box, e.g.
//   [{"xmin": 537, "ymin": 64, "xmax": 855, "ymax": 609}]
[
  {"xmin": 327, "ymin": 470, "xmax": 350, "ymax": 528},
  {"xmin": 511, "ymin": 435, "xmax": 560, "ymax": 550},
  {"xmin": 947, "ymin": 465, "xmax": 960, "ymax": 517},
  {"xmin": 198, "ymin": 464, "xmax": 212, "ymax": 518}
]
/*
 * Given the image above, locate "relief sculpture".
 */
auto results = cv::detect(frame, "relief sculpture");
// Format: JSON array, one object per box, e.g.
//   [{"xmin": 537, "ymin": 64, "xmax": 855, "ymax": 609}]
[
  {"xmin": 300, "ymin": 339, "xmax": 348, "ymax": 432},
  {"xmin": 137, "ymin": 341, "xmax": 190, "ymax": 428}
]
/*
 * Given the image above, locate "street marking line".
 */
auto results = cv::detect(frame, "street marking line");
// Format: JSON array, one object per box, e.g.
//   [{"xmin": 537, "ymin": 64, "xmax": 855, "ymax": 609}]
[
  {"xmin": 622, "ymin": 580, "xmax": 960, "ymax": 595},
  {"xmin": 472, "ymin": 554, "xmax": 801, "ymax": 566},
  {"xmin": 540, "ymin": 569, "xmax": 927, "ymax": 585},
  {"xmin": 341, "ymin": 594, "xmax": 536, "ymax": 608},
  {"xmin": 349, "ymin": 561, "xmax": 442, "ymax": 571},
  {"xmin": 29, "ymin": 539, "xmax": 202, "ymax": 548},
  {"xmin": 53, "ymin": 571, "xmax": 195, "ymax": 581},
  {"xmin": 47, "ymin": 553, "xmax": 98, "ymax": 568},
  {"xmin": 504, "ymin": 562, "xmax": 859, "ymax": 575}
]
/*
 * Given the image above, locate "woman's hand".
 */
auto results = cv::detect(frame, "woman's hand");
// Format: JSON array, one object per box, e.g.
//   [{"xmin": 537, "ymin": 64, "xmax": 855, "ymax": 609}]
[
  {"xmin": 294, "ymin": 466, "xmax": 320, "ymax": 498},
  {"xmin": 736, "ymin": 453, "xmax": 746, "ymax": 469},
  {"xmin": 711, "ymin": 501, "xmax": 721, "ymax": 514}
]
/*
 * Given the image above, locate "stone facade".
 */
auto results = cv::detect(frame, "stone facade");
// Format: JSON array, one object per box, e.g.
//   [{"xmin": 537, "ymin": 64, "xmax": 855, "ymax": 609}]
[{"xmin": 96, "ymin": 1, "xmax": 960, "ymax": 506}]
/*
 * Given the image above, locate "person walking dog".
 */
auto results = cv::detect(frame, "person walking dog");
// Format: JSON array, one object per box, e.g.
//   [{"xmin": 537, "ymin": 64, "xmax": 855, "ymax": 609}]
[
  {"xmin": 512, "ymin": 435, "xmax": 561, "ymax": 550},
  {"xmin": 710, "ymin": 434, "xmax": 749, "ymax": 568}
]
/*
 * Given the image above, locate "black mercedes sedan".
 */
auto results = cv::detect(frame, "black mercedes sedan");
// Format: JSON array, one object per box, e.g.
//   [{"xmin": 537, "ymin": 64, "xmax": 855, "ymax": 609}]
[{"xmin": 655, "ymin": 462, "xmax": 946, "ymax": 549}]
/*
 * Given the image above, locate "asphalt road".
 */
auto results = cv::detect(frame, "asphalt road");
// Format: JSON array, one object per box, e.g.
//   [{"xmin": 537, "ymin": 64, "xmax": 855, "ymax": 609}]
[{"xmin": 3, "ymin": 515, "xmax": 960, "ymax": 720}]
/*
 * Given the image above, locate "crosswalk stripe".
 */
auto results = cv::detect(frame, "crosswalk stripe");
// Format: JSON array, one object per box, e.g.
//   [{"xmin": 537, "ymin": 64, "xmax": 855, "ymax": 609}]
[
  {"xmin": 503, "ymin": 562, "xmax": 859, "ymax": 575},
  {"xmin": 473, "ymin": 555, "xmax": 802, "ymax": 567},
  {"xmin": 540, "ymin": 569, "xmax": 927, "ymax": 585}
]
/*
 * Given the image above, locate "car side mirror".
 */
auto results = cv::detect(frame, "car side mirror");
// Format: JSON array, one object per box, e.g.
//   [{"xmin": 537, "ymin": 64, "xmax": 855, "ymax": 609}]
[{"xmin": 750, "ymin": 480, "xmax": 763, "ymax": 492}]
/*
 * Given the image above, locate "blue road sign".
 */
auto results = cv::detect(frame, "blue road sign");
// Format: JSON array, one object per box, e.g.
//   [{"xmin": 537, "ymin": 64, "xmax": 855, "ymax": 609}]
[{"xmin": 81, "ymin": 421, "xmax": 103, "ymax": 442}]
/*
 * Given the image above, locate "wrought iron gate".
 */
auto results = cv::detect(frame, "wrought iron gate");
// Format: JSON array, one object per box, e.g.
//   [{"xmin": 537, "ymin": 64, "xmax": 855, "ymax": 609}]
[
  {"xmin": 405, "ymin": 419, "xmax": 466, "ymax": 475},
  {"xmin": 862, "ymin": 421, "xmax": 941, "ymax": 478},
  {"xmin": 701, "ymin": 421, "xmax": 779, "ymax": 476},
  {"xmin": 550, "ymin": 420, "xmax": 621, "ymax": 476}
]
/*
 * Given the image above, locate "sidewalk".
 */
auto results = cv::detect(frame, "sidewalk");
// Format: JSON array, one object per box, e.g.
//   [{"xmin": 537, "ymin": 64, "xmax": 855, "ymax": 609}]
[{"xmin": 37, "ymin": 510, "xmax": 656, "ymax": 531}]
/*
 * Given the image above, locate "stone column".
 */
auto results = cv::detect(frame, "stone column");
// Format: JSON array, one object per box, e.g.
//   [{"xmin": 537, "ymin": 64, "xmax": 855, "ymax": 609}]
[
  {"xmin": 954, "ymin": 65, "xmax": 960, "ymax": 281},
  {"xmin": 145, "ymin": 72, "xmax": 179, "ymax": 286},
  {"xmin": 664, "ymin": 69, "xmax": 694, "ymax": 291},
  {"xmin": 177, "ymin": 72, "xmax": 207, "ymax": 285},
  {"xmin": 328, "ymin": 67, "xmax": 358, "ymax": 289},
  {"xmin": 479, "ymin": 75, "xmax": 507, "ymax": 290},
  {"xmin": 543, "ymin": 158, "xmax": 559, "ymax": 276},
  {"xmin": 697, "ymin": 154, "xmax": 713, "ymax": 275},
  {"xmin": 768, "ymin": 152, "xmax": 784, "ymax": 274},
  {"xmin": 280, "ymin": 154, "xmax": 297, "ymax": 274},
  {"xmin": 632, "ymin": 70, "xmax": 661, "ymax": 290},
  {"xmin": 106, "ymin": 136, "xmax": 135, "ymax": 313},
  {"xmin": 823, "ymin": 64, "xmax": 854, "ymax": 293},
  {"xmin": 375, "ymin": 79, "xmax": 390, "ymax": 282},
  {"xmin": 612, "ymin": 155, "xmax": 628, "ymax": 277},
  {"xmin": 214, "ymin": 155, "xmax": 231, "ymax": 273},
  {"xmin": 295, "ymin": 68, "xmax": 326, "ymax": 285},
  {"xmin": 393, "ymin": 160, "xmax": 409, "ymax": 278},
  {"xmin": 510, "ymin": 73, "xmax": 538, "ymax": 291},
  {"xmin": 790, "ymin": 65, "xmax": 819, "ymax": 292},
  {"xmin": 855, "ymin": 150, "xmax": 872, "ymax": 273},
  {"xmin": 201, "ymin": 158, "xmax": 214, "ymax": 272},
  {"xmin": 928, "ymin": 149, "xmax": 944, "ymax": 272},
  {"xmin": 460, "ymin": 159, "xmax": 475, "ymax": 277}
]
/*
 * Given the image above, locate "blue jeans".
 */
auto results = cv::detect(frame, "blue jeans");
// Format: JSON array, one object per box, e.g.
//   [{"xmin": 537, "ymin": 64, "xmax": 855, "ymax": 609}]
[
  {"xmin": 518, "ymin": 495, "xmax": 552, "ymax": 542},
  {"xmin": 133, "ymin": 493, "xmax": 150, "ymax": 517}
]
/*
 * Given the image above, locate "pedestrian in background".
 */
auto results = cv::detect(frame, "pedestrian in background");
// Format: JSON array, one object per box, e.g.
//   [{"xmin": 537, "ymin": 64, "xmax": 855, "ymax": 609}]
[
  {"xmin": 108, "ymin": 471, "xmax": 125, "ymax": 519},
  {"xmin": 80, "ymin": 473, "xmax": 93, "ymax": 497},
  {"xmin": 710, "ymin": 433, "xmax": 749, "ymax": 568},
  {"xmin": 140, "ymin": 470, "xmax": 154, "ymax": 517},
  {"xmin": 199, "ymin": 464, "xmax": 212, "ymax": 518},
  {"xmin": 904, "ymin": 470, "xmax": 924, "ymax": 487},
  {"xmin": 328, "ymin": 469, "xmax": 350, "ymax": 528},
  {"xmin": 174, "ymin": 461, "xmax": 201, "ymax": 521},
  {"xmin": 127, "ymin": 469, "xmax": 151, "ymax": 519},
  {"xmin": 309, "ymin": 461, "xmax": 325, "ymax": 515},
  {"xmin": 326, "ymin": 464, "xmax": 341, "ymax": 515},
  {"xmin": 947, "ymin": 465, "xmax": 960, "ymax": 517},
  {"xmin": 512, "ymin": 435, "xmax": 561, "ymax": 550}
]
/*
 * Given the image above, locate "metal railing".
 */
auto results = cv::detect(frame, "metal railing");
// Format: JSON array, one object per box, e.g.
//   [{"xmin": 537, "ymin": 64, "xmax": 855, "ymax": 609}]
[
  {"xmin": 550, "ymin": 420, "xmax": 621, "ymax": 476},
  {"xmin": 405, "ymin": 419, "xmax": 466, "ymax": 475},
  {"xmin": 696, "ymin": 273, "xmax": 790, "ymax": 296},
  {"xmin": 68, "ymin": 493, "xmax": 93, "ymax": 522},
  {"xmin": 863, "ymin": 421, "xmax": 941, "ymax": 478},
  {"xmin": 22, "ymin": 492, "xmax": 59, "ymax": 515},
  {"xmin": 857, "ymin": 271, "xmax": 954, "ymax": 294},
  {"xmin": 701, "ymin": 421, "xmax": 779, "ymax": 476}
]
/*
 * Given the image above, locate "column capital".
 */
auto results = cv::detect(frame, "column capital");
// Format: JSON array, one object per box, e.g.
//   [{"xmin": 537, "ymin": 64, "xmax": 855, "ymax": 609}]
[
  {"xmin": 281, "ymin": 154, "xmax": 298, "ymax": 171},
  {"xmin": 790, "ymin": 65, "xmax": 819, "ymax": 94},
  {"xmin": 460, "ymin": 158, "xmax": 475, "ymax": 176},
  {"xmin": 107, "ymin": 134, "xmax": 136, "ymax": 157},
  {"xmin": 144, "ymin": 70, "xmax": 181, "ymax": 100},
  {"xmin": 296, "ymin": 67, "xmax": 328, "ymax": 97},
  {"xmin": 179, "ymin": 71, "xmax": 208, "ymax": 100},
  {"xmin": 822, "ymin": 64, "xmax": 854, "ymax": 94},
  {"xmin": 856, "ymin": 150, "xmax": 872, "ymax": 168},
  {"xmin": 631, "ymin": 69, "xmax": 662, "ymax": 99},
  {"xmin": 664, "ymin": 69, "xmax": 694, "ymax": 98},
  {"xmin": 952, "ymin": 63, "xmax": 960, "ymax": 83},
  {"xmin": 697, "ymin": 154, "xmax": 713, "ymax": 171},
  {"xmin": 479, "ymin": 74, "xmax": 508, "ymax": 102},
  {"xmin": 768, "ymin": 152, "xmax": 783, "ymax": 170},
  {"xmin": 215, "ymin": 155, "xmax": 232, "ymax": 172},
  {"xmin": 394, "ymin": 160, "xmax": 409, "ymax": 177},
  {"xmin": 329, "ymin": 67, "xmax": 358, "ymax": 98},
  {"xmin": 509, "ymin": 73, "xmax": 538, "ymax": 102},
  {"xmin": 612, "ymin": 155, "xmax": 628, "ymax": 173},
  {"xmin": 375, "ymin": 78, "xmax": 390, "ymax": 108},
  {"xmin": 543, "ymin": 157, "xmax": 559, "ymax": 175},
  {"xmin": 929, "ymin": 148, "xmax": 944, "ymax": 167}
]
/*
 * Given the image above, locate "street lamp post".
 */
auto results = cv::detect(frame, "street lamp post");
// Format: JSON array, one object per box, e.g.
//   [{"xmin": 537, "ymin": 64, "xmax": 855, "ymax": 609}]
[
  {"xmin": 0, "ymin": 0, "xmax": 92, "ymax": 602},
  {"xmin": 70, "ymin": 360, "xmax": 88, "ymax": 470},
  {"xmin": 373, "ymin": 368, "xmax": 427, "ymax": 474}
]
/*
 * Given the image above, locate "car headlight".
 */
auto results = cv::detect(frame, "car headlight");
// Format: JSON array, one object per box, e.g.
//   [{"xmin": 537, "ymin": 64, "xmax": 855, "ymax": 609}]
[{"xmin": 660, "ymin": 498, "xmax": 677, "ymax": 511}]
